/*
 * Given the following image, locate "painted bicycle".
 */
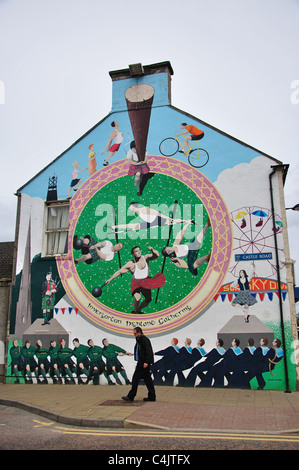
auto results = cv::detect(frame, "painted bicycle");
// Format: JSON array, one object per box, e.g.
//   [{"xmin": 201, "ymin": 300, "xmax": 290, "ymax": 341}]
[{"xmin": 159, "ymin": 135, "xmax": 209, "ymax": 168}]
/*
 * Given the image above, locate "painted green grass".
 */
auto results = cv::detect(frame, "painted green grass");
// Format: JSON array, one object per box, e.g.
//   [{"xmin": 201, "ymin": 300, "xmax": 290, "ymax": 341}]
[{"xmin": 73, "ymin": 173, "xmax": 212, "ymax": 313}]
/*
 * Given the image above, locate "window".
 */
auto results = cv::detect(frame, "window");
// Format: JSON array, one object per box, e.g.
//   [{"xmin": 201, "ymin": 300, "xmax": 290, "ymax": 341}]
[{"xmin": 43, "ymin": 202, "xmax": 69, "ymax": 257}]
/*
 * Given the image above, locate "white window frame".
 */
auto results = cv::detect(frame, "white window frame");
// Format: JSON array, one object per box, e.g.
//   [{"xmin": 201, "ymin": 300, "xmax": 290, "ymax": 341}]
[{"xmin": 42, "ymin": 200, "xmax": 69, "ymax": 257}]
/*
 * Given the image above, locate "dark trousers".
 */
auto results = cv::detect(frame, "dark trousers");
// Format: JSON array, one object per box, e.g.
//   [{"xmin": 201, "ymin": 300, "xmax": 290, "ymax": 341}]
[{"xmin": 128, "ymin": 362, "xmax": 156, "ymax": 400}]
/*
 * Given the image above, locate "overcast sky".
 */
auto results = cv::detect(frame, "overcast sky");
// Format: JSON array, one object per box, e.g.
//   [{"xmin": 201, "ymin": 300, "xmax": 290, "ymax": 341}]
[{"xmin": 0, "ymin": 0, "xmax": 298, "ymax": 284}]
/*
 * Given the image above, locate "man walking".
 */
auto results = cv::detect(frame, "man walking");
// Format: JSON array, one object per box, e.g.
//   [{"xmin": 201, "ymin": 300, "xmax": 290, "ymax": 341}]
[{"xmin": 122, "ymin": 327, "xmax": 156, "ymax": 402}]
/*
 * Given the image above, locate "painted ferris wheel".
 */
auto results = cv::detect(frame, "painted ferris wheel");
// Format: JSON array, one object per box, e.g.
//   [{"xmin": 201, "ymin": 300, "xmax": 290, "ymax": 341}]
[{"xmin": 229, "ymin": 205, "xmax": 284, "ymax": 278}]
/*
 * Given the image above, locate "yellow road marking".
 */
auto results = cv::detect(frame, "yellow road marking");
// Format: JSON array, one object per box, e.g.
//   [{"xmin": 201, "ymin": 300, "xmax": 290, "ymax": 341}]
[
  {"xmin": 53, "ymin": 426, "xmax": 299, "ymax": 443},
  {"xmin": 33, "ymin": 419, "xmax": 54, "ymax": 428}
]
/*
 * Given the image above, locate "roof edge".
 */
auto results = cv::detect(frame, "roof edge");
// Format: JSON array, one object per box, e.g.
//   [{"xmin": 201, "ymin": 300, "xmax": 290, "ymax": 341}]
[
  {"xmin": 16, "ymin": 102, "xmax": 286, "ymax": 194},
  {"xmin": 170, "ymin": 104, "xmax": 284, "ymax": 166},
  {"xmin": 109, "ymin": 61, "xmax": 174, "ymax": 81},
  {"xmin": 16, "ymin": 112, "xmax": 111, "ymax": 194}
]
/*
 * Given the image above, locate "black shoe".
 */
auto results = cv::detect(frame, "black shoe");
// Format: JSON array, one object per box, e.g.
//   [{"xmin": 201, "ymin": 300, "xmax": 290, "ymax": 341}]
[
  {"xmin": 143, "ymin": 397, "xmax": 156, "ymax": 402},
  {"xmin": 65, "ymin": 378, "xmax": 76, "ymax": 384},
  {"xmin": 92, "ymin": 375, "xmax": 99, "ymax": 385},
  {"xmin": 122, "ymin": 396, "xmax": 134, "ymax": 402}
]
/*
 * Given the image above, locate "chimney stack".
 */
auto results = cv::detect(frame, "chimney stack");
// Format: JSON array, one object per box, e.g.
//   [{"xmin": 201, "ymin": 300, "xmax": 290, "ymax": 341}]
[{"xmin": 109, "ymin": 61, "xmax": 174, "ymax": 113}]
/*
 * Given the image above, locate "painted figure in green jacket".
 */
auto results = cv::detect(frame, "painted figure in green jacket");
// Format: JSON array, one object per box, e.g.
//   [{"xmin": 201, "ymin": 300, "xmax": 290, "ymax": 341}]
[
  {"xmin": 35, "ymin": 340, "xmax": 51, "ymax": 384},
  {"xmin": 58, "ymin": 338, "xmax": 76, "ymax": 384},
  {"xmin": 87, "ymin": 339, "xmax": 113, "ymax": 385},
  {"xmin": 9, "ymin": 339, "xmax": 25, "ymax": 383},
  {"xmin": 72, "ymin": 338, "xmax": 90, "ymax": 384},
  {"xmin": 102, "ymin": 338, "xmax": 132, "ymax": 385},
  {"xmin": 22, "ymin": 340, "xmax": 38, "ymax": 384},
  {"xmin": 48, "ymin": 340, "xmax": 62, "ymax": 384}
]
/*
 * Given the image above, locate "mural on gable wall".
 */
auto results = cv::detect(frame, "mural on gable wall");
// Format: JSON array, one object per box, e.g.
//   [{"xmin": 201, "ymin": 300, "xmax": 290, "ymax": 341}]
[{"xmin": 7, "ymin": 72, "xmax": 297, "ymax": 392}]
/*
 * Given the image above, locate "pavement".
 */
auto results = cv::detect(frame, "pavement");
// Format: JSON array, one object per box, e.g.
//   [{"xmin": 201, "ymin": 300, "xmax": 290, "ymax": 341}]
[{"xmin": 1, "ymin": 382, "xmax": 299, "ymax": 434}]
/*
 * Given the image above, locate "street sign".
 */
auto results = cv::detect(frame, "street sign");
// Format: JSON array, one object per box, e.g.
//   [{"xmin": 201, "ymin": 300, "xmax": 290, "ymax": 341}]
[{"xmin": 235, "ymin": 253, "xmax": 273, "ymax": 261}]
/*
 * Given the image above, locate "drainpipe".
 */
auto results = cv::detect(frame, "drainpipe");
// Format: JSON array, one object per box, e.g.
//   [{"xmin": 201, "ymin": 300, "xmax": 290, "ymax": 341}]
[{"xmin": 269, "ymin": 165, "xmax": 290, "ymax": 393}]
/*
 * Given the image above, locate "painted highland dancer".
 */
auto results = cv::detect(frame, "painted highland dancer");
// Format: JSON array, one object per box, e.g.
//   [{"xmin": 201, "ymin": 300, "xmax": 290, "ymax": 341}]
[{"xmin": 231, "ymin": 262, "xmax": 258, "ymax": 322}]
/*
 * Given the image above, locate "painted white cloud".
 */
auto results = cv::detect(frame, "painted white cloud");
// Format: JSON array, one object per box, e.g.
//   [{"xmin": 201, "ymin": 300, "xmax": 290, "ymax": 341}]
[{"xmin": 213, "ymin": 155, "xmax": 275, "ymax": 209}]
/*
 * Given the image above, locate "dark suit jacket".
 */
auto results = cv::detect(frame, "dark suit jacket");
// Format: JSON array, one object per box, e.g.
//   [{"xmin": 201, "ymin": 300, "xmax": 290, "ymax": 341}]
[
  {"xmin": 229, "ymin": 347, "xmax": 256, "ymax": 387},
  {"xmin": 151, "ymin": 345, "xmax": 179, "ymax": 371},
  {"xmin": 172, "ymin": 346, "xmax": 192, "ymax": 367},
  {"xmin": 134, "ymin": 334, "xmax": 154, "ymax": 366},
  {"xmin": 221, "ymin": 347, "xmax": 243, "ymax": 371},
  {"xmin": 254, "ymin": 347, "xmax": 282, "ymax": 374},
  {"xmin": 234, "ymin": 347, "xmax": 255, "ymax": 372},
  {"xmin": 253, "ymin": 346, "xmax": 270, "ymax": 366},
  {"xmin": 197, "ymin": 348, "xmax": 225, "ymax": 369},
  {"xmin": 188, "ymin": 347, "xmax": 205, "ymax": 367},
  {"xmin": 177, "ymin": 347, "xmax": 205, "ymax": 370},
  {"xmin": 156, "ymin": 346, "xmax": 178, "ymax": 361}
]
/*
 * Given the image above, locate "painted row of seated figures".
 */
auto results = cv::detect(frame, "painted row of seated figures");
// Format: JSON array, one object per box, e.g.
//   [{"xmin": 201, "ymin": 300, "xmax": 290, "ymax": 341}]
[
  {"xmin": 9, "ymin": 335, "xmax": 283, "ymax": 390},
  {"xmin": 150, "ymin": 336, "xmax": 284, "ymax": 390},
  {"xmin": 9, "ymin": 338, "xmax": 132, "ymax": 385}
]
